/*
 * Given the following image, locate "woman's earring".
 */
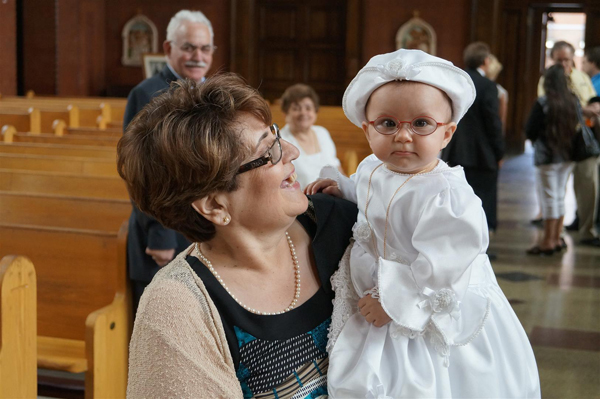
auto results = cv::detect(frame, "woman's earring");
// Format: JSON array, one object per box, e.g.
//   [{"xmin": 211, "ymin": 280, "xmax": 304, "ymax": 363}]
[{"xmin": 223, "ymin": 215, "xmax": 230, "ymax": 225}]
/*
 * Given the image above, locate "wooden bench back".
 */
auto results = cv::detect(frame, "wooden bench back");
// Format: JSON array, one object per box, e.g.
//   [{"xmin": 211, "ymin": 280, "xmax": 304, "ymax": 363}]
[
  {"xmin": 0, "ymin": 191, "xmax": 130, "ymax": 231},
  {"xmin": 0, "ymin": 110, "xmax": 37, "ymax": 133},
  {"xmin": 65, "ymin": 127, "xmax": 122, "ymax": 138},
  {"xmin": 0, "ymin": 142, "xmax": 116, "ymax": 159},
  {"xmin": 0, "ymin": 169, "xmax": 128, "ymax": 199},
  {"xmin": 0, "ymin": 153, "xmax": 118, "ymax": 176},
  {"xmin": 0, "ymin": 255, "xmax": 37, "ymax": 398},
  {"xmin": 0, "ymin": 223, "xmax": 126, "ymax": 341},
  {"xmin": 8, "ymin": 132, "xmax": 119, "ymax": 147}
]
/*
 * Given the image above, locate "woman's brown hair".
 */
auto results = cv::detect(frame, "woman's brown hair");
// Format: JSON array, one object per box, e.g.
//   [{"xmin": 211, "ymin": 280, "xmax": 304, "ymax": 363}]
[
  {"xmin": 543, "ymin": 64, "xmax": 578, "ymax": 158},
  {"xmin": 117, "ymin": 73, "xmax": 272, "ymax": 242},
  {"xmin": 280, "ymin": 83, "xmax": 320, "ymax": 113}
]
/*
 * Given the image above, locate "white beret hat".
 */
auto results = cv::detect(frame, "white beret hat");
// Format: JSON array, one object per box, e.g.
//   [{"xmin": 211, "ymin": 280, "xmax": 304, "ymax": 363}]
[{"xmin": 343, "ymin": 49, "xmax": 476, "ymax": 127}]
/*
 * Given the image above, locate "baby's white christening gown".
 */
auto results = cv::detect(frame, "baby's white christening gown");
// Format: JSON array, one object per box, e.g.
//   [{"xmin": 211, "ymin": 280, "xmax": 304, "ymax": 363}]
[{"xmin": 324, "ymin": 156, "xmax": 540, "ymax": 398}]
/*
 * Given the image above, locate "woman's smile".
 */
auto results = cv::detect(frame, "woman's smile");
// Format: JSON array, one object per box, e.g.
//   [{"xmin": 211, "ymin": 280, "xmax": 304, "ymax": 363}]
[{"xmin": 281, "ymin": 171, "xmax": 300, "ymax": 189}]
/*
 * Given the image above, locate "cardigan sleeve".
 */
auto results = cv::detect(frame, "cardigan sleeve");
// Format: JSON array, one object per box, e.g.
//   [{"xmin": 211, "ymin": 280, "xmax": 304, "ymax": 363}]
[{"xmin": 127, "ymin": 271, "xmax": 242, "ymax": 398}]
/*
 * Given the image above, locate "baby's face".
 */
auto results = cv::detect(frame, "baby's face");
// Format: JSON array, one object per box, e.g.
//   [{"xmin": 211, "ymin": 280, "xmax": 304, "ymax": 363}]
[{"xmin": 362, "ymin": 81, "xmax": 456, "ymax": 174}]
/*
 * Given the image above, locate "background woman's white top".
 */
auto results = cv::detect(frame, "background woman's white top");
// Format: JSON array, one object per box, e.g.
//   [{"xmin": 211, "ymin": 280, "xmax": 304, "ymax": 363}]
[{"xmin": 280, "ymin": 124, "xmax": 341, "ymax": 188}]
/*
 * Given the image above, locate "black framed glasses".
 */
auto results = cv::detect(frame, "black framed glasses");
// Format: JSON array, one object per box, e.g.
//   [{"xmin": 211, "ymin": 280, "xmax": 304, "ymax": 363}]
[
  {"xmin": 237, "ymin": 124, "xmax": 282, "ymax": 175},
  {"xmin": 369, "ymin": 115, "xmax": 449, "ymax": 136}
]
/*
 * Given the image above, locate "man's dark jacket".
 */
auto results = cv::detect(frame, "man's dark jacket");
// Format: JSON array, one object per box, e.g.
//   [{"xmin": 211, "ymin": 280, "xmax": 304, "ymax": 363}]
[
  {"xmin": 123, "ymin": 66, "xmax": 191, "ymax": 284},
  {"xmin": 442, "ymin": 68, "xmax": 504, "ymax": 170}
]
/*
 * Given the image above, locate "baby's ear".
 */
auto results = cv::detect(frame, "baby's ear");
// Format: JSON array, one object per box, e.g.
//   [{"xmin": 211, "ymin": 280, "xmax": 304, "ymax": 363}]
[
  {"xmin": 441, "ymin": 122, "xmax": 458, "ymax": 148},
  {"xmin": 361, "ymin": 121, "xmax": 371, "ymax": 143}
]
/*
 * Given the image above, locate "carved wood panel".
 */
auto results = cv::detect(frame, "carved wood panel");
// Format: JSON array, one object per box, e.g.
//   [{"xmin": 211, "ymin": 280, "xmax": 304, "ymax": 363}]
[{"xmin": 233, "ymin": 0, "xmax": 349, "ymax": 105}]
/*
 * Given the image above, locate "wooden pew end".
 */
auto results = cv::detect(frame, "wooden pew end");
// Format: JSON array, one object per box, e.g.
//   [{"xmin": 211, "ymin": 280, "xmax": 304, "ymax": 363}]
[
  {"xmin": 52, "ymin": 119, "xmax": 66, "ymax": 136},
  {"xmin": 0, "ymin": 255, "xmax": 37, "ymax": 398},
  {"xmin": 1, "ymin": 125, "xmax": 16, "ymax": 143}
]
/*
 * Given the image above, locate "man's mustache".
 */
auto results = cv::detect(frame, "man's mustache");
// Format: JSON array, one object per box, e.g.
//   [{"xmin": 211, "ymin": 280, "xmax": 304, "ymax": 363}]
[{"xmin": 185, "ymin": 61, "xmax": 208, "ymax": 68}]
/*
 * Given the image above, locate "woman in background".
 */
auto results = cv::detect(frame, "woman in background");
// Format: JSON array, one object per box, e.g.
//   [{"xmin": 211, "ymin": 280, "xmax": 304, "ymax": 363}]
[
  {"xmin": 280, "ymin": 84, "xmax": 343, "ymax": 187},
  {"xmin": 525, "ymin": 64, "xmax": 579, "ymax": 255}
]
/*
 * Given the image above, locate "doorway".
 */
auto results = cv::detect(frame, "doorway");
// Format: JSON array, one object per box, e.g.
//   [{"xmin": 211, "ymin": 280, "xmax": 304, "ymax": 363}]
[{"xmin": 542, "ymin": 12, "xmax": 587, "ymax": 71}]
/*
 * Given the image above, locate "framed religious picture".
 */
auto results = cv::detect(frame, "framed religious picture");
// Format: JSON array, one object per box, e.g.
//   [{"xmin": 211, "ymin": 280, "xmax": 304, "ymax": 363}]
[
  {"xmin": 122, "ymin": 15, "xmax": 159, "ymax": 66},
  {"xmin": 143, "ymin": 54, "xmax": 167, "ymax": 79},
  {"xmin": 395, "ymin": 11, "xmax": 437, "ymax": 56}
]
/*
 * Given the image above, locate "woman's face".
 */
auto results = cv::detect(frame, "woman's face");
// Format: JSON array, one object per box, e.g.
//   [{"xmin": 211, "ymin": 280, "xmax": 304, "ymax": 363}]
[
  {"xmin": 227, "ymin": 113, "xmax": 308, "ymax": 230},
  {"xmin": 285, "ymin": 97, "xmax": 317, "ymax": 132}
]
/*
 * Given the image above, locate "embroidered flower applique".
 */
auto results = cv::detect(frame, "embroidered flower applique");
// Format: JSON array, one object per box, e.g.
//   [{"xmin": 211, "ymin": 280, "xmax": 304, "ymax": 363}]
[
  {"xmin": 418, "ymin": 287, "xmax": 460, "ymax": 319},
  {"xmin": 377, "ymin": 58, "xmax": 422, "ymax": 81},
  {"xmin": 353, "ymin": 222, "xmax": 372, "ymax": 242}
]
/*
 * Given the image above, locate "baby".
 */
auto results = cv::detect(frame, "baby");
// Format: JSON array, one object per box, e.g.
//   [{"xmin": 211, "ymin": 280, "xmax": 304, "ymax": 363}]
[{"xmin": 306, "ymin": 49, "xmax": 540, "ymax": 398}]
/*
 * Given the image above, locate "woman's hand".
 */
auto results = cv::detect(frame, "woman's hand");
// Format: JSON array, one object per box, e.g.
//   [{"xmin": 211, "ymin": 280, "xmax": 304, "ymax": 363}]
[
  {"xmin": 303, "ymin": 178, "xmax": 343, "ymax": 197},
  {"xmin": 358, "ymin": 294, "xmax": 392, "ymax": 327}
]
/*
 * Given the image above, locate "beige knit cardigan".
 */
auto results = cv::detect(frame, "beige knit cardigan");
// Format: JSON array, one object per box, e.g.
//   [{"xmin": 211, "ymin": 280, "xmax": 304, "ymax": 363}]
[{"xmin": 127, "ymin": 245, "xmax": 243, "ymax": 398}]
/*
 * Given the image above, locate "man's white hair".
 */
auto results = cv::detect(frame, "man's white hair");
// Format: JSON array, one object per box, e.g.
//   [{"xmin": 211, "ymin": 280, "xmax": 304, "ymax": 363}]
[{"xmin": 166, "ymin": 10, "xmax": 213, "ymax": 42}]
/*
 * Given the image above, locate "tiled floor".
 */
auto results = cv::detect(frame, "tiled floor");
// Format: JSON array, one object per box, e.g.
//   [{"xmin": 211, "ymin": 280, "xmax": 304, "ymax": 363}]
[{"xmin": 490, "ymin": 151, "xmax": 600, "ymax": 398}]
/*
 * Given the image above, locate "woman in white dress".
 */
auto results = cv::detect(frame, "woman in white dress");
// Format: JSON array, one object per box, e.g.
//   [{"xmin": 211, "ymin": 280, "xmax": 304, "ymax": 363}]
[
  {"xmin": 306, "ymin": 49, "xmax": 540, "ymax": 398},
  {"xmin": 280, "ymin": 84, "xmax": 343, "ymax": 188}
]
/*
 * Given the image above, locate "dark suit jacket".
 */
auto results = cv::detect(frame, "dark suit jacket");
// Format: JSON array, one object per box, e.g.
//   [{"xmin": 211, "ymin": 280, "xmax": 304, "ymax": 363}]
[
  {"xmin": 442, "ymin": 68, "xmax": 504, "ymax": 171},
  {"xmin": 124, "ymin": 66, "xmax": 191, "ymax": 283}
]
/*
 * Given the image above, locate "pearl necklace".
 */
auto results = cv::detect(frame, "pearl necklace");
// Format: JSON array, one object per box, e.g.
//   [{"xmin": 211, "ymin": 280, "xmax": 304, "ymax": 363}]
[{"xmin": 194, "ymin": 232, "xmax": 301, "ymax": 315}]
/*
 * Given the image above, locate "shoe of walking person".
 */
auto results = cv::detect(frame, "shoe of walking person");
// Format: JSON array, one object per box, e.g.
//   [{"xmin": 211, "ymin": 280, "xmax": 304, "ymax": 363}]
[
  {"xmin": 579, "ymin": 237, "xmax": 600, "ymax": 247},
  {"xmin": 526, "ymin": 245, "xmax": 555, "ymax": 256},
  {"xmin": 565, "ymin": 216, "xmax": 579, "ymax": 231}
]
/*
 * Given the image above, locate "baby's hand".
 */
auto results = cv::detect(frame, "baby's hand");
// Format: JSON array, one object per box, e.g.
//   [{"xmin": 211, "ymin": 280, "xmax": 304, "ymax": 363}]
[
  {"xmin": 358, "ymin": 294, "xmax": 392, "ymax": 327},
  {"xmin": 303, "ymin": 178, "xmax": 343, "ymax": 197}
]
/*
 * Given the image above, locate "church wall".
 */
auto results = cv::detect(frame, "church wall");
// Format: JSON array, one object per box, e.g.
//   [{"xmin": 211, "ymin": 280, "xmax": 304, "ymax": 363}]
[
  {"xmin": 361, "ymin": 0, "xmax": 472, "ymax": 68},
  {"xmin": 104, "ymin": 0, "xmax": 230, "ymax": 97},
  {"xmin": 0, "ymin": 0, "xmax": 17, "ymax": 96},
  {"xmin": 22, "ymin": 0, "xmax": 56, "ymax": 95}
]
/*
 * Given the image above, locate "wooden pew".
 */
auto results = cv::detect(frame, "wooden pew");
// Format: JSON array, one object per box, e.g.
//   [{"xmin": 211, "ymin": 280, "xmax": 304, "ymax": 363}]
[
  {"xmin": 0, "ymin": 109, "xmax": 40, "ymax": 133},
  {"xmin": 5, "ymin": 131, "xmax": 119, "ymax": 147},
  {"xmin": 65, "ymin": 127, "xmax": 122, "ymax": 138},
  {"xmin": 0, "ymin": 96, "xmax": 126, "ymax": 126},
  {"xmin": 0, "ymin": 105, "xmax": 81, "ymax": 132},
  {"xmin": 0, "ymin": 222, "xmax": 130, "ymax": 398},
  {"xmin": 0, "ymin": 142, "xmax": 116, "ymax": 159},
  {"xmin": 0, "ymin": 153, "xmax": 118, "ymax": 177},
  {"xmin": 0, "ymin": 255, "xmax": 37, "ymax": 399},
  {"xmin": 0, "ymin": 169, "xmax": 128, "ymax": 199},
  {"xmin": 0, "ymin": 191, "xmax": 131, "ymax": 230}
]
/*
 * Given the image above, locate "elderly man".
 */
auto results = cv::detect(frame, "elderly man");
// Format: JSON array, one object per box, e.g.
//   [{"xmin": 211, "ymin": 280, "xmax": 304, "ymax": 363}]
[
  {"xmin": 538, "ymin": 41, "xmax": 600, "ymax": 247},
  {"xmin": 123, "ymin": 9, "xmax": 216, "ymax": 312}
]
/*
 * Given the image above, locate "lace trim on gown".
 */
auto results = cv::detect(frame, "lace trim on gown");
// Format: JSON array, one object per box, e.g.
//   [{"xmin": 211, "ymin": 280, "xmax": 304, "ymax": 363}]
[{"xmin": 327, "ymin": 241, "xmax": 358, "ymax": 353}]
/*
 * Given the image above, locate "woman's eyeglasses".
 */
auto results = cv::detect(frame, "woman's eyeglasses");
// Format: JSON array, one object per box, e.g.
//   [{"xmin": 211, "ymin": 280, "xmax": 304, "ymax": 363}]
[
  {"xmin": 369, "ymin": 115, "xmax": 449, "ymax": 136},
  {"xmin": 237, "ymin": 124, "xmax": 283, "ymax": 175}
]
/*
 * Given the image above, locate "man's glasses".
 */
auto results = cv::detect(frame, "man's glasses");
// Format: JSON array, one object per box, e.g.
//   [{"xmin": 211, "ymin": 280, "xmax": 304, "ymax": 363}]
[
  {"xmin": 174, "ymin": 42, "xmax": 218, "ymax": 55},
  {"xmin": 237, "ymin": 124, "xmax": 282, "ymax": 175},
  {"xmin": 369, "ymin": 115, "xmax": 449, "ymax": 136}
]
